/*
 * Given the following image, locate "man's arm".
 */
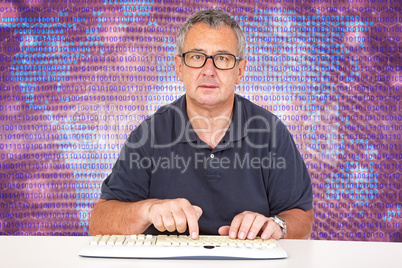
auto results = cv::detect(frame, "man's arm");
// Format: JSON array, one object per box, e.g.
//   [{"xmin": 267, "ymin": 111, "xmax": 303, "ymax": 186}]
[
  {"xmin": 278, "ymin": 208, "xmax": 313, "ymax": 239},
  {"xmin": 89, "ymin": 199, "xmax": 154, "ymax": 235},
  {"xmin": 218, "ymin": 208, "xmax": 313, "ymax": 240},
  {"xmin": 89, "ymin": 198, "xmax": 203, "ymax": 239}
]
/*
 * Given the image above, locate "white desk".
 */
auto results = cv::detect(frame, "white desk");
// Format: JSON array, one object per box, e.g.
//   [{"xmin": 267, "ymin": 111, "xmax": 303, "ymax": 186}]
[{"xmin": 1, "ymin": 236, "xmax": 401, "ymax": 268}]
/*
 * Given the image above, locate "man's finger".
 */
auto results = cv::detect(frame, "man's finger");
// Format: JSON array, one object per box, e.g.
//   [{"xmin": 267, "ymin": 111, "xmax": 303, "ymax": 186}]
[
  {"xmin": 172, "ymin": 209, "xmax": 187, "ymax": 233},
  {"xmin": 183, "ymin": 205, "xmax": 200, "ymax": 239},
  {"xmin": 161, "ymin": 212, "xmax": 176, "ymax": 232},
  {"xmin": 260, "ymin": 220, "xmax": 278, "ymax": 240},
  {"xmin": 228, "ymin": 214, "xmax": 244, "ymax": 239},
  {"xmin": 237, "ymin": 213, "xmax": 256, "ymax": 240},
  {"xmin": 218, "ymin": 226, "xmax": 230, "ymax": 236},
  {"xmin": 193, "ymin": 205, "xmax": 203, "ymax": 219},
  {"xmin": 246, "ymin": 215, "xmax": 268, "ymax": 240},
  {"xmin": 152, "ymin": 214, "xmax": 166, "ymax": 232}
]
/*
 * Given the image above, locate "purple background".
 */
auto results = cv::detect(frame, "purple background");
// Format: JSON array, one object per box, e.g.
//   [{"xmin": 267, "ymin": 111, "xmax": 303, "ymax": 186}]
[{"xmin": 0, "ymin": 0, "xmax": 401, "ymax": 241}]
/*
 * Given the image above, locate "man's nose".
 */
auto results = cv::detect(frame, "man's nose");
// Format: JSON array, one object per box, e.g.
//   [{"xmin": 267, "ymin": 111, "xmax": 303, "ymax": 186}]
[{"xmin": 201, "ymin": 57, "xmax": 218, "ymax": 76}]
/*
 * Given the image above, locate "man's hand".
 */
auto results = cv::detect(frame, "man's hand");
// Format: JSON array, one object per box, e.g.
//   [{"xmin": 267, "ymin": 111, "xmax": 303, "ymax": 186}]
[
  {"xmin": 218, "ymin": 211, "xmax": 282, "ymax": 240},
  {"xmin": 147, "ymin": 198, "xmax": 203, "ymax": 239}
]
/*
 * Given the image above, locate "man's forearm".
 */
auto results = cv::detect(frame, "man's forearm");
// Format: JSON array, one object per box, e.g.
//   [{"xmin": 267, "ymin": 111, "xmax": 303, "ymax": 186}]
[
  {"xmin": 278, "ymin": 208, "xmax": 313, "ymax": 239},
  {"xmin": 89, "ymin": 198, "xmax": 154, "ymax": 235}
]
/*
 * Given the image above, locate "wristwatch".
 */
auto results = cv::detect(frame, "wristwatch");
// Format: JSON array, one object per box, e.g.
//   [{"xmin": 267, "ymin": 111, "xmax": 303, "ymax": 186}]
[{"xmin": 270, "ymin": 215, "xmax": 287, "ymax": 239}]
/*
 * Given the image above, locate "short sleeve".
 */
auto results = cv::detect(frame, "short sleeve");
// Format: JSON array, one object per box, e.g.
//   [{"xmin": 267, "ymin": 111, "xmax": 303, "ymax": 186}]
[
  {"xmin": 266, "ymin": 119, "xmax": 313, "ymax": 215},
  {"xmin": 100, "ymin": 123, "xmax": 152, "ymax": 202}
]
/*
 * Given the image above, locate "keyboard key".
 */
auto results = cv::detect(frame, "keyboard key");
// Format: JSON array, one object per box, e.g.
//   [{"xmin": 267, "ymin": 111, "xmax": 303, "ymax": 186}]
[
  {"xmin": 107, "ymin": 235, "xmax": 118, "ymax": 245},
  {"xmin": 115, "ymin": 235, "xmax": 125, "ymax": 245},
  {"xmin": 127, "ymin": 236, "xmax": 137, "ymax": 246},
  {"xmin": 144, "ymin": 236, "xmax": 153, "ymax": 246},
  {"xmin": 99, "ymin": 235, "xmax": 110, "ymax": 245},
  {"xmin": 89, "ymin": 235, "xmax": 102, "ymax": 245},
  {"xmin": 155, "ymin": 235, "xmax": 171, "ymax": 246},
  {"xmin": 135, "ymin": 240, "xmax": 144, "ymax": 246}
]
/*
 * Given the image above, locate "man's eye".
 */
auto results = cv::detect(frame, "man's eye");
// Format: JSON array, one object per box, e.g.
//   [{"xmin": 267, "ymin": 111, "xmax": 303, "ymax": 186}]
[
  {"xmin": 192, "ymin": 54, "xmax": 202, "ymax": 60},
  {"xmin": 217, "ymin": 56, "xmax": 228, "ymax": 62}
]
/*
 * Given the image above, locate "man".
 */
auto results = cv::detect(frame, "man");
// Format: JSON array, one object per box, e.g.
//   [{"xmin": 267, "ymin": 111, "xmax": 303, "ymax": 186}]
[{"xmin": 89, "ymin": 9, "xmax": 313, "ymax": 241}]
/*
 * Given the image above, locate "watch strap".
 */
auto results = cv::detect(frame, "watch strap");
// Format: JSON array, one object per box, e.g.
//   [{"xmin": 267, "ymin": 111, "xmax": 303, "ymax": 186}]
[{"xmin": 270, "ymin": 215, "xmax": 287, "ymax": 239}]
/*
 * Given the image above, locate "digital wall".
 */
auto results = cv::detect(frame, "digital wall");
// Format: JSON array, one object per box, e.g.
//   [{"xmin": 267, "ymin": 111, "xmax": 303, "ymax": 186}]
[{"xmin": 0, "ymin": 0, "xmax": 401, "ymax": 242}]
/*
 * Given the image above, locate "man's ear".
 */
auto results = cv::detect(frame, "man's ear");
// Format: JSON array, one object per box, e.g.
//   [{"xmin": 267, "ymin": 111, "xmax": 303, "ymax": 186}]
[
  {"xmin": 174, "ymin": 55, "xmax": 184, "ymax": 82},
  {"xmin": 235, "ymin": 58, "xmax": 247, "ymax": 84}
]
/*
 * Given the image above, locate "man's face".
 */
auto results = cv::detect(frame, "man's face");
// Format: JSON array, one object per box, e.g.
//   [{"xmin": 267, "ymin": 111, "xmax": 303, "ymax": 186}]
[{"xmin": 174, "ymin": 23, "xmax": 247, "ymax": 110}]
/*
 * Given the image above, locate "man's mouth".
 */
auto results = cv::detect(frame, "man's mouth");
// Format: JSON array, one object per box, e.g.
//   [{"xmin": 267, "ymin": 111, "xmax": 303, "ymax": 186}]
[{"xmin": 199, "ymin": 84, "xmax": 219, "ymax": 88}]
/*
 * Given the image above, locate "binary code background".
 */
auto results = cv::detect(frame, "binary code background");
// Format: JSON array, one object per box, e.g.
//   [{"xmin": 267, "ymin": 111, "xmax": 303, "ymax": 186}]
[{"xmin": 0, "ymin": 0, "xmax": 401, "ymax": 242}]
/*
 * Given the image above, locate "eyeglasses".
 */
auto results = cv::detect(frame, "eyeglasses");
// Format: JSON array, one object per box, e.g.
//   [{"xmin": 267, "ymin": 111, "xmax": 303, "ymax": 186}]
[{"xmin": 181, "ymin": 51, "xmax": 240, "ymax": 70}]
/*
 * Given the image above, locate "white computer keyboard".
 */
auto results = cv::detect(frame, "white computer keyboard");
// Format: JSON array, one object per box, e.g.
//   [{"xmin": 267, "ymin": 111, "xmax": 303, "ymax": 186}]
[{"xmin": 79, "ymin": 234, "xmax": 287, "ymax": 259}]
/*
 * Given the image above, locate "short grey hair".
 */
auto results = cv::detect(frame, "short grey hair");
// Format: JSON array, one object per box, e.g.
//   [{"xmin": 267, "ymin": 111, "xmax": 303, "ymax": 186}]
[{"xmin": 176, "ymin": 9, "xmax": 246, "ymax": 59}]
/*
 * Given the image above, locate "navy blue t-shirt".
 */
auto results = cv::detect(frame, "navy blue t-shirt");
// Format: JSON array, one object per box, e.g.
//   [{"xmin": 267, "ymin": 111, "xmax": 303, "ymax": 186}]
[{"xmin": 100, "ymin": 94, "xmax": 313, "ymax": 235}]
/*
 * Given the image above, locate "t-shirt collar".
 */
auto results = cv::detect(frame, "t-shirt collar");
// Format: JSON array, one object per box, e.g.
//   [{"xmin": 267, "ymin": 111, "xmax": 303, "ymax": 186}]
[{"xmin": 173, "ymin": 94, "xmax": 246, "ymax": 144}]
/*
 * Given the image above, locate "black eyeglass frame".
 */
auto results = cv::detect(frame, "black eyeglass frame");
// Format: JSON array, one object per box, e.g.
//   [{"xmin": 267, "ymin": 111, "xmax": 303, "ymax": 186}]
[{"xmin": 180, "ymin": 51, "xmax": 241, "ymax": 70}]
